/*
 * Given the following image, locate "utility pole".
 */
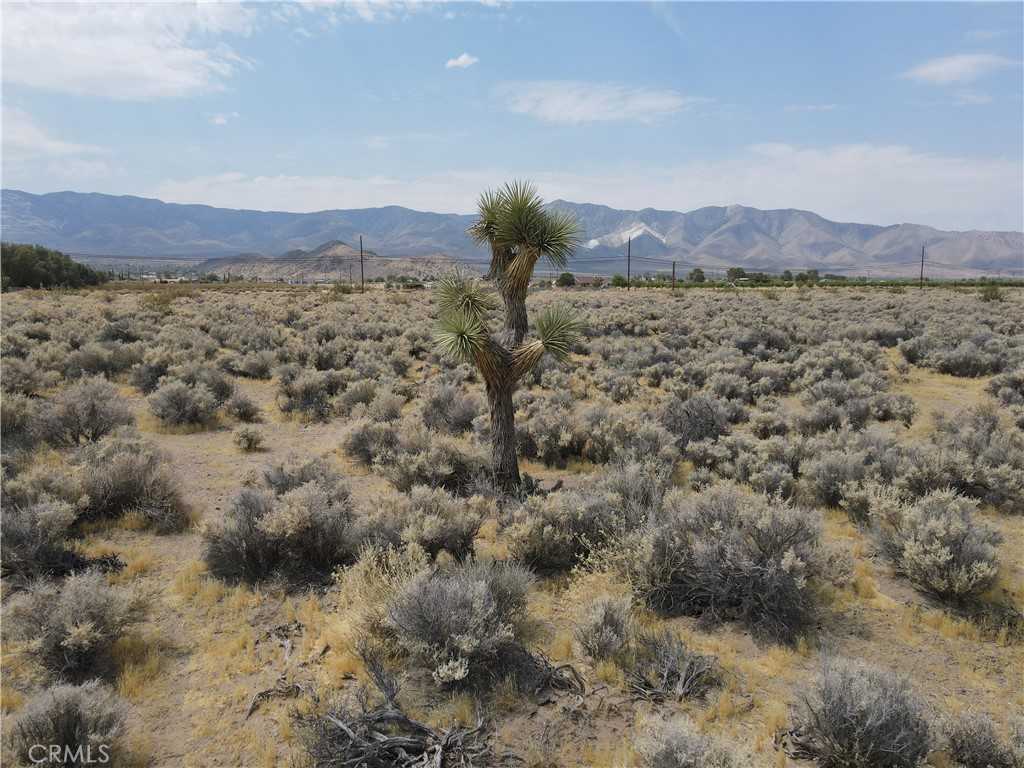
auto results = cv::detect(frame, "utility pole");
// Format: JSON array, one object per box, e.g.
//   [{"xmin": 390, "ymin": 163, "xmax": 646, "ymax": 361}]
[
  {"xmin": 359, "ymin": 236, "xmax": 365, "ymax": 294},
  {"xmin": 919, "ymin": 244, "xmax": 925, "ymax": 289},
  {"xmin": 626, "ymin": 236, "xmax": 631, "ymax": 291},
  {"xmin": 672, "ymin": 261, "xmax": 676, "ymax": 292}
]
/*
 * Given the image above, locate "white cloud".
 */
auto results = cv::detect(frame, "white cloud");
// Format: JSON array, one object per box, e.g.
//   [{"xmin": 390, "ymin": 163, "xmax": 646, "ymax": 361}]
[
  {"xmin": 902, "ymin": 53, "xmax": 1017, "ymax": 85},
  {"xmin": 784, "ymin": 104, "xmax": 840, "ymax": 113},
  {"xmin": 445, "ymin": 53, "xmax": 479, "ymax": 70},
  {"xmin": 148, "ymin": 143, "xmax": 1022, "ymax": 231},
  {"xmin": 2, "ymin": 107, "xmax": 106, "ymax": 159},
  {"xmin": 210, "ymin": 112, "xmax": 241, "ymax": 126},
  {"xmin": 1, "ymin": 3, "xmax": 254, "ymax": 100},
  {"xmin": 496, "ymin": 81, "xmax": 707, "ymax": 123}
]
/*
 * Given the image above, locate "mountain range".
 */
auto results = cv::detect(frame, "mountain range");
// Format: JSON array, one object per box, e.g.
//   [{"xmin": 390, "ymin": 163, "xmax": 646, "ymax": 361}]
[{"xmin": 2, "ymin": 189, "xmax": 1021, "ymax": 277}]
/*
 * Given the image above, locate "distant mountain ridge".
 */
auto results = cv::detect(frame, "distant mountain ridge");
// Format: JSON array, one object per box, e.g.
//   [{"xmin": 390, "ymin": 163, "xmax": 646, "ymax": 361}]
[{"xmin": 2, "ymin": 188, "xmax": 1021, "ymax": 277}]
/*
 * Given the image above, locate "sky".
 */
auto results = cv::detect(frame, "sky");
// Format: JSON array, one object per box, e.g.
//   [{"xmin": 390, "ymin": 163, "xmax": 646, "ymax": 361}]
[{"xmin": 2, "ymin": 1, "xmax": 1023, "ymax": 231}]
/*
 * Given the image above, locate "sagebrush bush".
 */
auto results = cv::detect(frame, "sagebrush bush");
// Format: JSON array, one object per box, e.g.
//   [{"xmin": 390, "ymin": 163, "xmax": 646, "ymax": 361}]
[
  {"xmin": 631, "ymin": 484, "xmax": 821, "ymax": 641},
  {"xmin": 8, "ymin": 570, "xmax": 140, "ymax": 679},
  {"xmin": 373, "ymin": 485, "xmax": 487, "ymax": 559},
  {"xmin": 636, "ymin": 716, "xmax": 751, "ymax": 768},
  {"xmin": 36, "ymin": 377, "xmax": 134, "ymax": 445},
  {"xmin": 233, "ymin": 425, "xmax": 265, "ymax": 452},
  {"xmin": 277, "ymin": 369, "xmax": 345, "ymax": 421},
  {"xmin": 661, "ymin": 394, "xmax": 729, "ymax": 450},
  {"xmin": 575, "ymin": 596, "xmax": 632, "ymax": 661},
  {"xmin": 872, "ymin": 489, "xmax": 1001, "ymax": 602},
  {"xmin": 989, "ymin": 368, "xmax": 1024, "ymax": 407},
  {"xmin": 225, "ymin": 391, "xmax": 261, "ymax": 422},
  {"xmin": 793, "ymin": 657, "xmax": 932, "ymax": 768},
  {"xmin": 387, "ymin": 560, "xmax": 534, "ymax": 687},
  {"xmin": 10, "ymin": 681, "xmax": 127, "ymax": 768},
  {"xmin": 204, "ymin": 457, "xmax": 358, "ymax": 585},
  {"xmin": 1, "ymin": 391, "xmax": 40, "ymax": 452},
  {"xmin": 0, "ymin": 497, "xmax": 84, "ymax": 580},
  {"xmin": 77, "ymin": 430, "xmax": 190, "ymax": 532},
  {"xmin": 421, "ymin": 381, "xmax": 481, "ymax": 434},
  {"xmin": 148, "ymin": 380, "xmax": 218, "ymax": 425},
  {"xmin": 376, "ymin": 421, "xmax": 489, "ymax": 496},
  {"xmin": 946, "ymin": 712, "xmax": 1019, "ymax": 768}
]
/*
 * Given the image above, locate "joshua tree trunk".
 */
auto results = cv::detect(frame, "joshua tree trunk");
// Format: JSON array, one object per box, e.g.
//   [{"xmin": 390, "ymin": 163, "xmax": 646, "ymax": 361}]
[
  {"xmin": 501, "ymin": 290, "xmax": 528, "ymax": 347},
  {"xmin": 487, "ymin": 379, "xmax": 520, "ymax": 492}
]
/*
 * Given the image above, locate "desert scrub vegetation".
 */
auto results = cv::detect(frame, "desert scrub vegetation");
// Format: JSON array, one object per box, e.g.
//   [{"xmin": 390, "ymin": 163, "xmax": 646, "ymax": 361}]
[
  {"xmin": 871, "ymin": 489, "xmax": 1002, "ymax": 603},
  {"xmin": 628, "ymin": 484, "xmax": 823, "ymax": 642},
  {"xmin": 7, "ymin": 681, "xmax": 128, "ymax": 767},
  {"xmin": 8, "ymin": 570, "xmax": 142, "ymax": 680},
  {"xmin": 386, "ymin": 559, "xmax": 536, "ymax": 688},
  {"xmin": 204, "ymin": 456, "xmax": 359, "ymax": 585},
  {"xmin": 2, "ymin": 276, "xmax": 1022, "ymax": 766},
  {"xmin": 790, "ymin": 657, "xmax": 933, "ymax": 768},
  {"xmin": 945, "ymin": 712, "xmax": 1024, "ymax": 768},
  {"xmin": 636, "ymin": 715, "xmax": 752, "ymax": 767}
]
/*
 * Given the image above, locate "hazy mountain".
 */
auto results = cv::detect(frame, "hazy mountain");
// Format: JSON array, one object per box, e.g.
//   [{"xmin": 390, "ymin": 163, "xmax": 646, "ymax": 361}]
[{"xmin": 3, "ymin": 189, "xmax": 1021, "ymax": 277}]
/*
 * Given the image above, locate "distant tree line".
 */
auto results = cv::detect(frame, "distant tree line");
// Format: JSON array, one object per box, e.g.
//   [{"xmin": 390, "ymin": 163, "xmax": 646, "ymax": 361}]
[{"xmin": 1, "ymin": 243, "xmax": 110, "ymax": 291}]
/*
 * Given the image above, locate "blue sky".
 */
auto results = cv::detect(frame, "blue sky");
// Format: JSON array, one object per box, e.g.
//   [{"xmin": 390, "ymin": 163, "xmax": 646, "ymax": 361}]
[{"xmin": 3, "ymin": 1, "xmax": 1022, "ymax": 230}]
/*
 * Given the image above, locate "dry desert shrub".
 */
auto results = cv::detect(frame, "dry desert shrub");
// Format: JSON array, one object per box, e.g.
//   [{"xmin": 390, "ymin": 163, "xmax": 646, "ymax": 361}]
[
  {"xmin": 76, "ymin": 430, "xmax": 190, "ymax": 532},
  {"xmin": 945, "ymin": 712, "xmax": 1021, "ymax": 768},
  {"xmin": 0, "ymin": 497, "xmax": 85, "ymax": 581},
  {"xmin": 232, "ymin": 425, "xmax": 264, "ymax": 452},
  {"xmin": 8, "ymin": 570, "xmax": 142, "ymax": 681},
  {"xmin": 630, "ymin": 483, "xmax": 822, "ymax": 642},
  {"xmin": 386, "ymin": 559, "xmax": 534, "ymax": 688},
  {"xmin": 8, "ymin": 681, "xmax": 128, "ymax": 768},
  {"xmin": 148, "ymin": 379, "xmax": 218, "ymax": 425},
  {"xmin": 791, "ymin": 657, "xmax": 932, "ymax": 768},
  {"xmin": 636, "ymin": 716, "xmax": 752, "ymax": 768},
  {"xmin": 871, "ymin": 489, "xmax": 1001, "ymax": 603},
  {"xmin": 575, "ymin": 596, "xmax": 632, "ymax": 661},
  {"xmin": 204, "ymin": 457, "xmax": 358, "ymax": 585},
  {"xmin": 35, "ymin": 377, "xmax": 134, "ymax": 445}
]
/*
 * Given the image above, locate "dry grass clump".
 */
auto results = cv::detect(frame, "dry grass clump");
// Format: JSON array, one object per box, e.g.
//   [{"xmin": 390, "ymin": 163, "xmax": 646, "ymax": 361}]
[{"xmin": 791, "ymin": 657, "xmax": 932, "ymax": 768}]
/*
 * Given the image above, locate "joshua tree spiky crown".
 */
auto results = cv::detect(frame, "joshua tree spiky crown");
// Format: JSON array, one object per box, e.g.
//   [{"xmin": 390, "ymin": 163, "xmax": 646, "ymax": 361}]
[{"xmin": 433, "ymin": 270, "xmax": 581, "ymax": 388}]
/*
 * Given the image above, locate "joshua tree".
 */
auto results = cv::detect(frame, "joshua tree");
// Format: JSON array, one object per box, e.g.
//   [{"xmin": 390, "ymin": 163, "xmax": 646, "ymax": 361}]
[{"xmin": 434, "ymin": 182, "xmax": 582, "ymax": 492}]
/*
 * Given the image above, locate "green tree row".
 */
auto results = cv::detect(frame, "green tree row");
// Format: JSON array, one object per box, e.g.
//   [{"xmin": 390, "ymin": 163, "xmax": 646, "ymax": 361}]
[{"xmin": 1, "ymin": 243, "xmax": 110, "ymax": 291}]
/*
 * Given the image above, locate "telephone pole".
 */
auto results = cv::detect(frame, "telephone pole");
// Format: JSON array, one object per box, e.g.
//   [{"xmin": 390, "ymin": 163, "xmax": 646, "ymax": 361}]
[
  {"xmin": 672, "ymin": 261, "xmax": 676, "ymax": 292},
  {"xmin": 359, "ymin": 236, "xmax": 365, "ymax": 294},
  {"xmin": 626, "ymin": 236, "xmax": 631, "ymax": 291},
  {"xmin": 919, "ymin": 244, "xmax": 925, "ymax": 290}
]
